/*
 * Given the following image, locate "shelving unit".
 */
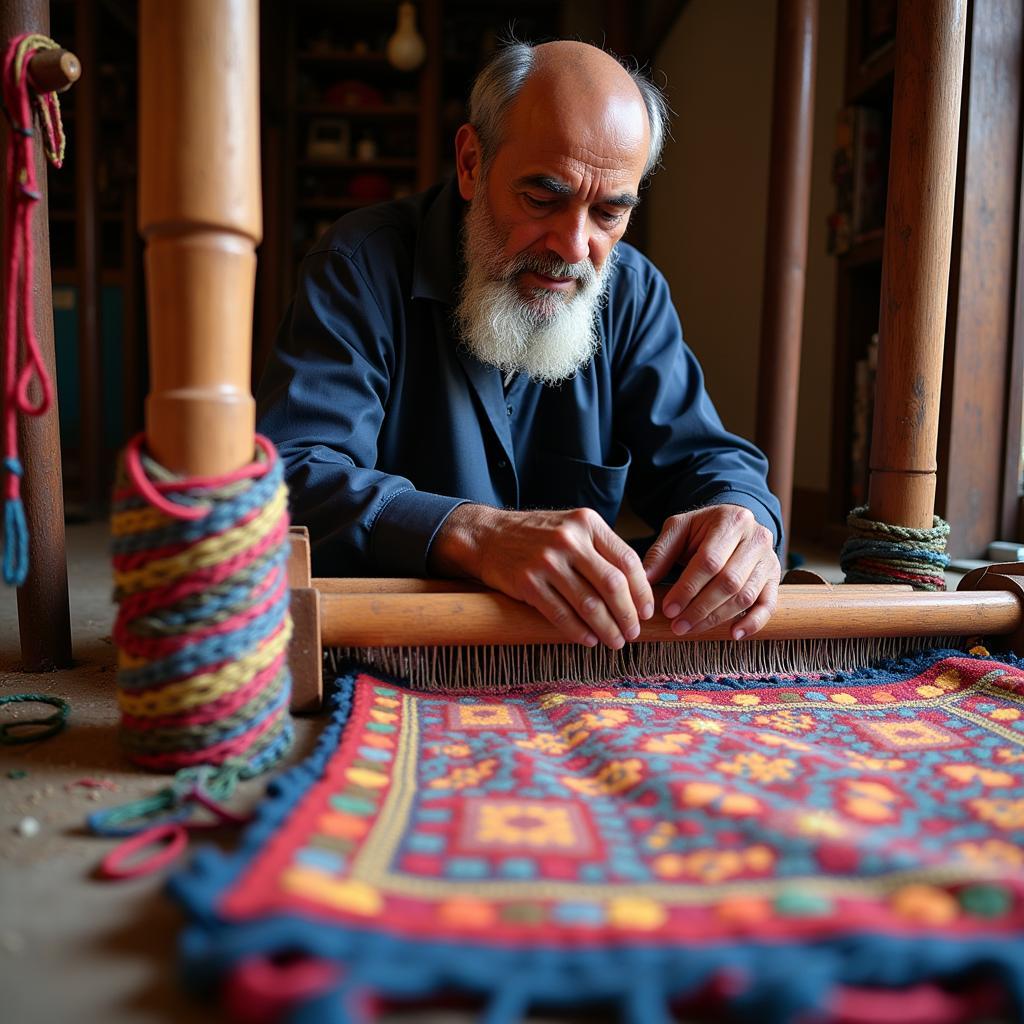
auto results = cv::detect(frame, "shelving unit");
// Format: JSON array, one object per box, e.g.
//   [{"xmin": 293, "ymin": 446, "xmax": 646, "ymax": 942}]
[{"xmin": 47, "ymin": 0, "xmax": 143, "ymax": 515}]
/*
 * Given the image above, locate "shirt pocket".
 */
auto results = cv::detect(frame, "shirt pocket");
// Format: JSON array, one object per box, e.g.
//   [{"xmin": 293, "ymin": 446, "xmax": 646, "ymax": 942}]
[{"xmin": 530, "ymin": 442, "xmax": 632, "ymax": 526}]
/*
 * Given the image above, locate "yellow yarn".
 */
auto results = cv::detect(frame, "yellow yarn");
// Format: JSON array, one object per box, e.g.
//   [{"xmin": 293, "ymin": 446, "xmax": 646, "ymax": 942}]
[
  {"xmin": 117, "ymin": 619, "xmax": 293, "ymax": 717},
  {"xmin": 113, "ymin": 484, "xmax": 287, "ymax": 594}
]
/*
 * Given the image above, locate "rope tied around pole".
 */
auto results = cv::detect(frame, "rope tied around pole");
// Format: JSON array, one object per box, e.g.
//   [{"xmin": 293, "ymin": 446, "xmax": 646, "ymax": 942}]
[
  {"xmin": 1, "ymin": 35, "xmax": 66, "ymax": 586},
  {"xmin": 840, "ymin": 505, "xmax": 950, "ymax": 590}
]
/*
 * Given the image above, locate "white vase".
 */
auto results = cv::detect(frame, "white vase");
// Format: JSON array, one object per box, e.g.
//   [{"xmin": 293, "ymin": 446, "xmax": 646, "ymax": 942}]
[{"xmin": 386, "ymin": 2, "xmax": 426, "ymax": 72}]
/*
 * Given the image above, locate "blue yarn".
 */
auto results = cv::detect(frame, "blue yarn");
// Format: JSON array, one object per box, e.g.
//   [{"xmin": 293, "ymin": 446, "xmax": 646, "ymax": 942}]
[
  {"xmin": 840, "ymin": 536, "xmax": 950, "ymax": 568},
  {"xmin": 3, "ymin": 457, "xmax": 27, "ymax": 586},
  {"xmin": 117, "ymin": 583, "xmax": 289, "ymax": 690},
  {"xmin": 111, "ymin": 458, "xmax": 283, "ymax": 555}
]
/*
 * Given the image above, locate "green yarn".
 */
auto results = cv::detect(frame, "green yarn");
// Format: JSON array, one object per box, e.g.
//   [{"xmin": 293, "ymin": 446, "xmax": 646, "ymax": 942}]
[
  {"xmin": 841, "ymin": 505, "xmax": 951, "ymax": 590},
  {"xmin": 0, "ymin": 693, "xmax": 69, "ymax": 745}
]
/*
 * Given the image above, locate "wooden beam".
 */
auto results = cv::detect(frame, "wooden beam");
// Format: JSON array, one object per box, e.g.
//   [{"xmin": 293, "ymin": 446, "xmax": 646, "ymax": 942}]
[{"xmin": 755, "ymin": 0, "xmax": 819, "ymax": 557}]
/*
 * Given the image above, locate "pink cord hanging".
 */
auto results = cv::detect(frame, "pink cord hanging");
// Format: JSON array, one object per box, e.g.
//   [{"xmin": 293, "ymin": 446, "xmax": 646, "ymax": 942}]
[{"xmin": 1, "ymin": 34, "xmax": 66, "ymax": 584}]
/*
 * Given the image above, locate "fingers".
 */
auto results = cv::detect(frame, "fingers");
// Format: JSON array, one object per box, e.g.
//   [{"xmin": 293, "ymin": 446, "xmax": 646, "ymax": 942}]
[
  {"xmin": 655, "ymin": 507, "xmax": 780, "ymax": 639},
  {"xmin": 672, "ymin": 546, "xmax": 775, "ymax": 639},
  {"xmin": 521, "ymin": 575, "xmax": 600, "ymax": 648},
  {"xmin": 518, "ymin": 511, "xmax": 652, "ymax": 649}
]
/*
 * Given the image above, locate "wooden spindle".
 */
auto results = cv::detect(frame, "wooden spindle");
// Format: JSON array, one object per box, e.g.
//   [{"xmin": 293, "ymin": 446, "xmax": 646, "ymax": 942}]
[
  {"xmin": 866, "ymin": 1, "xmax": 967, "ymax": 528},
  {"xmin": 138, "ymin": 0, "xmax": 261, "ymax": 476},
  {"xmin": 26, "ymin": 46, "xmax": 80, "ymax": 93}
]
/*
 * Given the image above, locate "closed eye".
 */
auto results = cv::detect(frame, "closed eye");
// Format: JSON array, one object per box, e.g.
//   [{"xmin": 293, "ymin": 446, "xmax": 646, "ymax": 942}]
[{"xmin": 523, "ymin": 193, "xmax": 557, "ymax": 210}]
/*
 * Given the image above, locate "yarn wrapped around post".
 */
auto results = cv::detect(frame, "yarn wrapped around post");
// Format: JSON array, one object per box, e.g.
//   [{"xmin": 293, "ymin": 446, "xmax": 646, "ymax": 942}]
[
  {"xmin": 840, "ymin": 505, "xmax": 950, "ymax": 590},
  {"xmin": 110, "ymin": 433, "xmax": 293, "ymax": 776}
]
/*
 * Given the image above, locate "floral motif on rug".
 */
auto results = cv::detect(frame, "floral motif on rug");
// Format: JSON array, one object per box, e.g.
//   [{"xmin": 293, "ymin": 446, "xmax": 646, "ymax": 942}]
[{"xmin": 173, "ymin": 650, "xmax": 1024, "ymax": 1023}]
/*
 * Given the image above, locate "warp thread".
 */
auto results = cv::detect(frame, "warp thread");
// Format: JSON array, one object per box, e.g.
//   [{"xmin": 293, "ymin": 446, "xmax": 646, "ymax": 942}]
[
  {"xmin": 840, "ymin": 505, "xmax": 950, "ymax": 590},
  {"xmin": 110, "ymin": 433, "xmax": 293, "ymax": 776},
  {"xmin": 1, "ymin": 35, "xmax": 66, "ymax": 586}
]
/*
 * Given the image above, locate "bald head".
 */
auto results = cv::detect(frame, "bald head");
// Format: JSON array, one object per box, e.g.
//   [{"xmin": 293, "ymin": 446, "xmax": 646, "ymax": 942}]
[{"xmin": 467, "ymin": 40, "xmax": 668, "ymax": 179}]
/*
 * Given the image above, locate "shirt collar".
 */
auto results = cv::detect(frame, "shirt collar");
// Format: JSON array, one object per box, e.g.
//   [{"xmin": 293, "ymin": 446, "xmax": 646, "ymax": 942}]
[{"xmin": 412, "ymin": 175, "xmax": 465, "ymax": 304}]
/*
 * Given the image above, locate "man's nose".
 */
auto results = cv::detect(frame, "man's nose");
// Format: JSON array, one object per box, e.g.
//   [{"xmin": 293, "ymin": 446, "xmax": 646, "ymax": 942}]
[{"xmin": 544, "ymin": 208, "xmax": 591, "ymax": 266}]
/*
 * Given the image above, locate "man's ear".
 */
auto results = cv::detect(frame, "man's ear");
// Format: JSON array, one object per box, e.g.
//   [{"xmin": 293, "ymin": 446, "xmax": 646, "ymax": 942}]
[{"xmin": 454, "ymin": 124, "xmax": 482, "ymax": 200}]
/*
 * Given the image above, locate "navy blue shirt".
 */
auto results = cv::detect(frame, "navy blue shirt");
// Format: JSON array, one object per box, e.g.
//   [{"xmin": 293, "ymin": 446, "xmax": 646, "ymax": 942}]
[{"xmin": 257, "ymin": 178, "xmax": 782, "ymax": 577}]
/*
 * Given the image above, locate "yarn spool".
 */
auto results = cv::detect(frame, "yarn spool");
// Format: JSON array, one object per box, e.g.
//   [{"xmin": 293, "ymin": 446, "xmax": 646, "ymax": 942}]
[
  {"xmin": 110, "ymin": 434, "xmax": 293, "ymax": 775},
  {"xmin": 840, "ymin": 506, "xmax": 950, "ymax": 591}
]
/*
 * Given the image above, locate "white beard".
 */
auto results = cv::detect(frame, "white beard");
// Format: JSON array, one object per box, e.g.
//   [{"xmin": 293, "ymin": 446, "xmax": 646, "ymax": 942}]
[{"xmin": 454, "ymin": 192, "xmax": 617, "ymax": 385}]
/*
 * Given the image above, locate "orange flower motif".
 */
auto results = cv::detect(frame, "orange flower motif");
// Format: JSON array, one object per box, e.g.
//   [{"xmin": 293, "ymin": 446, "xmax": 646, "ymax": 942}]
[
  {"xmin": 644, "ymin": 732, "xmax": 694, "ymax": 754},
  {"xmin": 578, "ymin": 707, "xmax": 631, "ymax": 729},
  {"xmin": 684, "ymin": 717, "xmax": 725, "ymax": 734},
  {"xmin": 428, "ymin": 757, "xmax": 498, "ymax": 791},
  {"xmin": 840, "ymin": 779, "xmax": 902, "ymax": 823},
  {"xmin": 995, "ymin": 747, "xmax": 1024, "ymax": 764},
  {"xmin": 440, "ymin": 742, "xmax": 472, "ymax": 758},
  {"xmin": 678, "ymin": 782, "xmax": 762, "ymax": 817},
  {"xmin": 718, "ymin": 751, "xmax": 796, "ymax": 783},
  {"xmin": 653, "ymin": 844, "xmax": 774, "ymax": 883},
  {"xmin": 941, "ymin": 764, "xmax": 1015, "ymax": 787},
  {"xmin": 990, "ymin": 708, "xmax": 1021, "ymax": 722},
  {"xmin": 754, "ymin": 710, "xmax": 814, "ymax": 733},
  {"xmin": 562, "ymin": 758, "xmax": 643, "ymax": 796},
  {"xmin": 969, "ymin": 798, "xmax": 1024, "ymax": 829},
  {"xmin": 954, "ymin": 838, "xmax": 1024, "ymax": 868},
  {"xmin": 515, "ymin": 732, "xmax": 569, "ymax": 755}
]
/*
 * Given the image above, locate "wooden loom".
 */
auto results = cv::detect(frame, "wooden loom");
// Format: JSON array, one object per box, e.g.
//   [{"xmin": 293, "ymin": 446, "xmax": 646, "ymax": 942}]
[{"xmin": 5, "ymin": 2, "xmax": 1017, "ymax": 712}]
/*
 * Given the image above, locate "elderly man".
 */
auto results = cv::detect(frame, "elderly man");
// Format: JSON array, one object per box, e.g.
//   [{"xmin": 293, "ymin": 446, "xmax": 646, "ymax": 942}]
[{"xmin": 257, "ymin": 40, "xmax": 782, "ymax": 651}]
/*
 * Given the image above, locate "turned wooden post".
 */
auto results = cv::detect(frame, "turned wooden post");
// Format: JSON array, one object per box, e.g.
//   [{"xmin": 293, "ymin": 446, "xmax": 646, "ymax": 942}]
[
  {"xmin": 866, "ymin": 1, "xmax": 967, "ymax": 529},
  {"xmin": 0, "ymin": 0, "xmax": 73, "ymax": 670},
  {"xmin": 755, "ymin": 0, "xmax": 818, "ymax": 557},
  {"xmin": 138, "ymin": 0, "xmax": 261, "ymax": 475}
]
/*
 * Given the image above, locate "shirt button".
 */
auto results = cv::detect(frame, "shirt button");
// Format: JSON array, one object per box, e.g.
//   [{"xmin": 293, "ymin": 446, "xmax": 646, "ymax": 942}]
[
  {"xmin": 506, "ymin": 404, "xmax": 514, "ymax": 416},
  {"xmin": 497, "ymin": 458, "xmax": 508, "ymax": 469}
]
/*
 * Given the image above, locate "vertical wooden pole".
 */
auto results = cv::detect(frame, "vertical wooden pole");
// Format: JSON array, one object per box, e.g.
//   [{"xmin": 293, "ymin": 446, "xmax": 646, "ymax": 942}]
[
  {"xmin": 0, "ymin": 0, "xmax": 73, "ymax": 670},
  {"xmin": 866, "ymin": 1, "xmax": 967, "ymax": 529},
  {"xmin": 754, "ymin": 0, "xmax": 818, "ymax": 558},
  {"xmin": 138, "ymin": 0, "xmax": 261, "ymax": 475},
  {"xmin": 73, "ymin": 0, "xmax": 101, "ymax": 512}
]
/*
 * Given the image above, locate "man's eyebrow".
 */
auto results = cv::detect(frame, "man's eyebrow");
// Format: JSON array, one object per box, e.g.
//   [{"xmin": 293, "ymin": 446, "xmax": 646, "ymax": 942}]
[{"xmin": 515, "ymin": 174, "xmax": 640, "ymax": 209}]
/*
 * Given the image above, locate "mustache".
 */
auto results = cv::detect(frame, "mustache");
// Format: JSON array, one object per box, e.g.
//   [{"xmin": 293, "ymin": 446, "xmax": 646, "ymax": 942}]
[{"xmin": 503, "ymin": 251, "xmax": 598, "ymax": 288}]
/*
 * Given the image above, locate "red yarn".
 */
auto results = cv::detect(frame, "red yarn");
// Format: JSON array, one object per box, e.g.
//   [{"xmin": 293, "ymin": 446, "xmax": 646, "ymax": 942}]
[{"xmin": 2, "ymin": 35, "xmax": 60, "ymax": 501}]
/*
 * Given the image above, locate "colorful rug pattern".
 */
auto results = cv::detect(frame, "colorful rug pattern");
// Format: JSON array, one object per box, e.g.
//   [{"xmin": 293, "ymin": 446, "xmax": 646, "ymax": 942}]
[{"xmin": 173, "ymin": 650, "xmax": 1024, "ymax": 1022}]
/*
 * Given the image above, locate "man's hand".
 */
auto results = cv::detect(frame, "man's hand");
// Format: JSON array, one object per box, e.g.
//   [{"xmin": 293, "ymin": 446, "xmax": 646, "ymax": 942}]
[
  {"xmin": 430, "ymin": 504, "xmax": 655, "ymax": 649},
  {"xmin": 643, "ymin": 505, "xmax": 780, "ymax": 640}
]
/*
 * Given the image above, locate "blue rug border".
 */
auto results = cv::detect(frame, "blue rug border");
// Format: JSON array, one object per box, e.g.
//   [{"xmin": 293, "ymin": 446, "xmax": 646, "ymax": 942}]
[{"xmin": 169, "ymin": 647, "xmax": 1024, "ymax": 1023}]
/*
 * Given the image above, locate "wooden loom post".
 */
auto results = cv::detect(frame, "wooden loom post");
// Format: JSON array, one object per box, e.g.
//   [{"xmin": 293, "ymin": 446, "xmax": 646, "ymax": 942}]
[
  {"xmin": 0, "ymin": 0, "xmax": 74, "ymax": 671},
  {"xmin": 866, "ymin": 1, "xmax": 967, "ymax": 529},
  {"xmin": 755, "ymin": 0, "xmax": 818, "ymax": 557},
  {"xmin": 138, "ymin": 0, "xmax": 260, "ymax": 477}
]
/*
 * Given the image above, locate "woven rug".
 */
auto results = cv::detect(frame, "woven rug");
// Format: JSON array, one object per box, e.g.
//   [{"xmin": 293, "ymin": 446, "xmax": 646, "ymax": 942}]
[{"xmin": 172, "ymin": 649, "xmax": 1024, "ymax": 1023}]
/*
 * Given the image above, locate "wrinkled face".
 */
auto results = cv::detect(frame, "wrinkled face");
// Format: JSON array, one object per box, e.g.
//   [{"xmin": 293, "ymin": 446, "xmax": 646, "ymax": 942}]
[{"xmin": 455, "ymin": 77, "xmax": 649, "ymax": 313}]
